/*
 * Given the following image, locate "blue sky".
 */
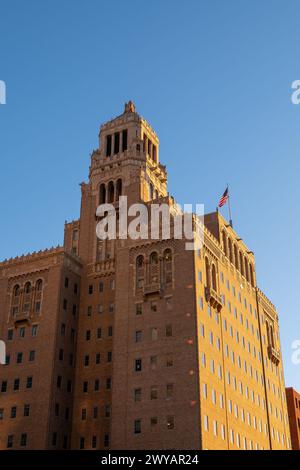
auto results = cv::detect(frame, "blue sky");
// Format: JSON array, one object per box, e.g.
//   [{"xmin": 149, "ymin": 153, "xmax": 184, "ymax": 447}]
[{"xmin": 0, "ymin": 0, "xmax": 299, "ymax": 390}]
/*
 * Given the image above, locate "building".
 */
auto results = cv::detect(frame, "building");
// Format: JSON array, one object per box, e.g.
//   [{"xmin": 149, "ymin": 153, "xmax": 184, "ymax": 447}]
[
  {"xmin": 0, "ymin": 102, "xmax": 291, "ymax": 450},
  {"xmin": 286, "ymin": 387, "xmax": 300, "ymax": 450}
]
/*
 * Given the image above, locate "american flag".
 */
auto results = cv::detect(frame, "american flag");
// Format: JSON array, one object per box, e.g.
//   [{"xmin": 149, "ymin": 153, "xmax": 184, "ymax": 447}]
[{"xmin": 218, "ymin": 187, "xmax": 229, "ymax": 208}]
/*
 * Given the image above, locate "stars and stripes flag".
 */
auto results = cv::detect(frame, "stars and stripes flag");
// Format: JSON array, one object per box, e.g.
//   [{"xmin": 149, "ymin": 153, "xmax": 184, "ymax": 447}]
[{"xmin": 218, "ymin": 187, "xmax": 229, "ymax": 208}]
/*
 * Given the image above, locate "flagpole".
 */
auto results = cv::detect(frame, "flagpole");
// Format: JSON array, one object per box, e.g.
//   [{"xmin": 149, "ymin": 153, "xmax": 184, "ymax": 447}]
[{"xmin": 227, "ymin": 183, "xmax": 233, "ymax": 228}]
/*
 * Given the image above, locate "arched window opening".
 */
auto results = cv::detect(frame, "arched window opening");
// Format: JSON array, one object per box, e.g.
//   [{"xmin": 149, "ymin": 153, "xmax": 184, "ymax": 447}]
[
  {"xmin": 99, "ymin": 184, "xmax": 106, "ymax": 204},
  {"xmin": 234, "ymin": 244, "xmax": 239, "ymax": 270},
  {"xmin": 36, "ymin": 279, "xmax": 43, "ymax": 291},
  {"xmin": 239, "ymin": 252, "xmax": 244, "ymax": 276},
  {"xmin": 211, "ymin": 264, "xmax": 217, "ymax": 291},
  {"xmin": 270, "ymin": 325, "xmax": 275, "ymax": 348},
  {"xmin": 136, "ymin": 255, "xmax": 144, "ymax": 289},
  {"xmin": 249, "ymin": 264, "xmax": 254, "ymax": 287},
  {"xmin": 222, "ymin": 232, "xmax": 228, "ymax": 257},
  {"xmin": 205, "ymin": 257, "xmax": 211, "ymax": 288},
  {"xmin": 13, "ymin": 285, "xmax": 20, "ymax": 297},
  {"xmin": 107, "ymin": 181, "xmax": 114, "ymax": 203},
  {"xmin": 24, "ymin": 282, "xmax": 31, "ymax": 294},
  {"xmin": 136, "ymin": 255, "xmax": 144, "ymax": 268},
  {"xmin": 164, "ymin": 249, "xmax": 172, "ymax": 284},
  {"xmin": 244, "ymin": 257, "xmax": 249, "ymax": 282},
  {"xmin": 164, "ymin": 249, "xmax": 172, "ymax": 262},
  {"xmin": 150, "ymin": 252, "xmax": 158, "ymax": 265},
  {"xmin": 228, "ymin": 238, "xmax": 233, "ymax": 264},
  {"xmin": 116, "ymin": 179, "xmax": 122, "ymax": 201}
]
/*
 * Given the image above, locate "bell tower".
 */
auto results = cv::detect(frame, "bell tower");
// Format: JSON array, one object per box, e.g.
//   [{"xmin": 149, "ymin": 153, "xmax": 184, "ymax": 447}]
[{"xmin": 77, "ymin": 102, "xmax": 168, "ymax": 265}]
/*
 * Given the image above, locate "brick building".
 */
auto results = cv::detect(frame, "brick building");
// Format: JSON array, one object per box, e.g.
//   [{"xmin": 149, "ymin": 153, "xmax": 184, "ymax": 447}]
[
  {"xmin": 0, "ymin": 102, "xmax": 292, "ymax": 450},
  {"xmin": 286, "ymin": 387, "xmax": 300, "ymax": 450}
]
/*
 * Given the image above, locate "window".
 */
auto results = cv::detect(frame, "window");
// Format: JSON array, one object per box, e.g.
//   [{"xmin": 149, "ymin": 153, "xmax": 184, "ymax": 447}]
[
  {"xmin": 122, "ymin": 129, "xmax": 128, "ymax": 152},
  {"xmin": 97, "ymin": 328, "xmax": 102, "ymax": 339},
  {"xmin": 134, "ymin": 419, "xmax": 141, "ymax": 434},
  {"xmin": 92, "ymin": 435, "xmax": 97, "ymax": 449},
  {"xmin": 136, "ymin": 303, "xmax": 142, "ymax": 315},
  {"xmin": 94, "ymin": 379, "xmax": 100, "ymax": 391},
  {"xmin": 64, "ymin": 277, "xmax": 69, "ymax": 288},
  {"xmin": 16, "ymin": 352, "xmax": 23, "ymax": 364},
  {"xmin": 81, "ymin": 408, "xmax": 87, "ymax": 420},
  {"xmin": 104, "ymin": 433, "xmax": 109, "ymax": 448},
  {"xmin": 32, "ymin": 325, "xmax": 38, "ymax": 337},
  {"xmin": 134, "ymin": 388, "xmax": 141, "ymax": 402},
  {"xmin": 150, "ymin": 386, "xmax": 158, "ymax": 400},
  {"xmin": 135, "ymin": 359, "xmax": 142, "ymax": 372},
  {"xmin": 57, "ymin": 376, "xmax": 62, "ymax": 388},
  {"xmin": 55, "ymin": 403, "xmax": 59, "ymax": 416},
  {"xmin": 59, "ymin": 349, "xmax": 64, "ymax": 361},
  {"xmin": 166, "ymin": 325, "xmax": 173, "ymax": 337},
  {"xmin": 106, "ymin": 378, "xmax": 111, "ymax": 390},
  {"xmin": 167, "ymin": 415, "xmax": 175, "ymax": 430},
  {"xmin": 84, "ymin": 355, "xmax": 89, "ymax": 366},
  {"xmin": 83, "ymin": 381, "xmax": 88, "ymax": 393},
  {"xmin": 7, "ymin": 329, "xmax": 13, "ymax": 340},
  {"xmin": 108, "ymin": 326, "xmax": 113, "ymax": 337},
  {"xmin": 14, "ymin": 379, "xmax": 20, "ymax": 391},
  {"xmin": 166, "ymin": 354, "xmax": 173, "ymax": 367},
  {"xmin": 63, "ymin": 299, "xmax": 68, "ymax": 310},
  {"xmin": 99, "ymin": 282, "xmax": 104, "ymax": 292},
  {"xmin": 166, "ymin": 383, "xmax": 174, "ymax": 399},
  {"xmin": 151, "ymin": 355, "xmax": 158, "ymax": 369},
  {"xmin": 20, "ymin": 433, "xmax": 27, "ymax": 447},
  {"xmin": 11, "ymin": 406, "xmax": 17, "ymax": 418},
  {"xmin": 1, "ymin": 381, "xmax": 7, "ymax": 393},
  {"xmin": 151, "ymin": 328, "xmax": 158, "ymax": 341},
  {"xmin": 19, "ymin": 327, "xmax": 25, "ymax": 338},
  {"xmin": 104, "ymin": 405, "xmax": 111, "ymax": 418},
  {"xmin": 26, "ymin": 377, "xmax": 32, "ymax": 389},
  {"xmin": 96, "ymin": 353, "xmax": 101, "ymax": 364},
  {"xmin": 88, "ymin": 284, "xmax": 93, "ymax": 295},
  {"xmin": 107, "ymin": 351, "xmax": 112, "ymax": 362},
  {"xmin": 7, "ymin": 435, "xmax": 13, "ymax": 448},
  {"xmin": 79, "ymin": 437, "xmax": 85, "ymax": 450},
  {"xmin": 151, "ymin": 417, "xmax": 158, "ymax": 428},
  {"xmin": 87, "ymin": 306, "xmax": 92, "ymax": 316},
  {"xmin": 93, "ymin": 407, "xmax": 98, "ymax": 419},
  {"xmin": 135, "ymin": 330, "xmax": 142, "ymax": 343}
]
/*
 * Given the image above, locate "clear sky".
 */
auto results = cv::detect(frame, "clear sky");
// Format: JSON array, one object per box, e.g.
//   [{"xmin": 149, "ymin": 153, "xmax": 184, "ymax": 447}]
[{"xmin": 0, "ymin": 0, "xmax": 299, "ymax": 390}]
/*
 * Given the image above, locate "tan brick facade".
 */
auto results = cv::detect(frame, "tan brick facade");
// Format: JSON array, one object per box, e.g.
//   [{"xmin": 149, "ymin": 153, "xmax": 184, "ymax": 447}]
[
  {"xmin": 286, "ymin": 387, "xmax": 300, "ymax": 450},
  {"xmin": 0, "ymin": 102, "xmax": 291, "ymax": 450}
]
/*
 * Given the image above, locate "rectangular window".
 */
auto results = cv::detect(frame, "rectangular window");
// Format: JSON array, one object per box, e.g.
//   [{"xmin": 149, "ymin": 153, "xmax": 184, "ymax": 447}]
[
  {"xmin": 14, "ymin": 379, "xmax": 20, "ymax": 391},
  {"xmin": 92, "ymin": 435, "xmax": 97, "ymax": 449},
  {"xmin": 166, "ymin": 325, "xmax": 173, "ymax": 337},
  {"xmin": 7, "ymin": 435, "xmax": 13, "ymax": 448},
  {"xmin": 135, "ymin": 330, "xmax": 142, "ymax": 343},
  {"xmin": 32, "ymin": 325, "xmax": 38, "ymax": 337},
  {"xmin": 134, "ymin": 419, "xmax": 141, "ymax": 434},
  {"xmin": 134, "ymin": 388, "xmax": 141, "ymax": 402},
  {"xmin": 83, "ymin": 381, "xmax": 88, "ymax": 393},
  {"xmin": 96, "ymin": 353, "xmax": 101, "ymax": 364},
  {"xmin": 26, "ymin": 377, "xmax": 32, "ymax": 389},
  {"xmin": 11, "ymin": 406, "xmax": 17, "ymax": 418},
  {"xmin": 19, "ymin": 327, "xmax": 25, "ymax": 338},
  {"xmin": 136, "ymin": 303, "xmax": 142, "ymax": 315},
  {"xmin": 135, "ymin": 359, "xmax": 142, "ymax": 372},
  {"xmin": 150, "ymin": 386, "xmax": 158, "ymax": 400},
  {"xmin": 79, "ymin": 437, "xmax": 85, "ymax": 450},
  {"xmin": 20, "ymin": 433, "xmax": 27, "ymax": 447},
  {"xmin": 16, "ymin": 352, "xmax": 23, "ymax": 364},
  {"xmin": 7, "ymin": 329, "xmax": 13, "ymax": 340},
  {"xmin": 167, "ymin": 415, "xmax": 175, "ymax": 430},
  {"xmin": 88, "ymin": 284, "xmax": 93, "ymax": 295},
  {"xmin": 94, "ymin": 379, "xmax": 100, "ymax": 391}
]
